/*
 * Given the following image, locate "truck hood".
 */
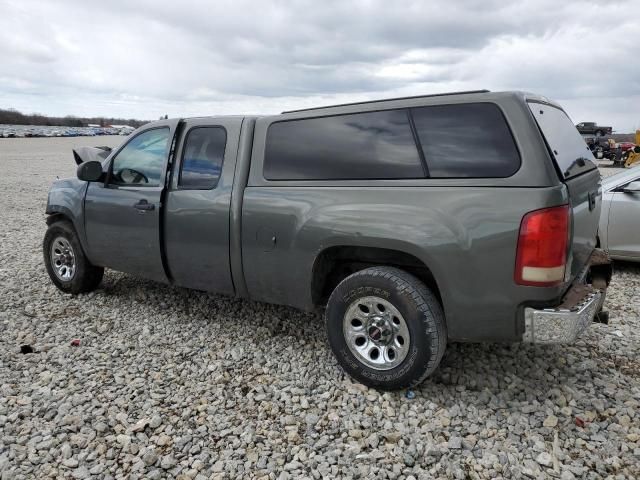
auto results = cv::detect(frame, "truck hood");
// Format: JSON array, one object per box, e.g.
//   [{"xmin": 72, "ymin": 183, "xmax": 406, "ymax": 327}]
[{"xmin": 72, "ymin": 146, "xmax": 112, "ymax": 165}]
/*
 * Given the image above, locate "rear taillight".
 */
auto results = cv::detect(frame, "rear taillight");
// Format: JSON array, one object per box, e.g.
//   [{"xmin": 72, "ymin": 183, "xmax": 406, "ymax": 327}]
[{"xmin": 515, "ymin": 205, "xmax": 570, "ymax": 287}]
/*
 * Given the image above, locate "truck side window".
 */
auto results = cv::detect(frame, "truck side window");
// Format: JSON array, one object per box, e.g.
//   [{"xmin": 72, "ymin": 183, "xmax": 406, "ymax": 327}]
[
  {"xmin": 411, "ymin": 103, "xmax": 521, "ymax": 178},
  {"xmin": 264, "ymin": 110, "xmax": 424, "ymax": 180},
  {"xmin": 179, "ymin": 127, "xmax": 227, "ymax": 189},
  {"xmin": 110, "ymin": 128, "xmax": 170, "ymax": 186}
]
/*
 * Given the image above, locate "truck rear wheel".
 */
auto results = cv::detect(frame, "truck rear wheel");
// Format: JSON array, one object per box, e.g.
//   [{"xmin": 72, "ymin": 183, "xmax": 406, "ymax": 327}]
[
  {"xmin": 325, "ymin": 266, "xmax": 446, "ymax": 390},
  {"xmin": 43, "ymin": 220, "xmax": 104, "ymax": 294}
]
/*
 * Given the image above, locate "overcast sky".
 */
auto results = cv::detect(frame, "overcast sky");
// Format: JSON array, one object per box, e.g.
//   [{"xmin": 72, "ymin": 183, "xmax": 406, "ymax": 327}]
[{"xmin": 1, "ymin": 0, "xmax": 638, "ymax": 130}]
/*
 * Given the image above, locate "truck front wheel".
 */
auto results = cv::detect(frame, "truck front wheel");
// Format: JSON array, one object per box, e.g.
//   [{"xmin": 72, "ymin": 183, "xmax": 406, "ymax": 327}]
[
  {"xmin": 325, "ymin": 266, "xmax": 447, "ymax": 390},
  {"xmin": 43, "ymin": 220, "xmax": 104, "ymax": 294}
]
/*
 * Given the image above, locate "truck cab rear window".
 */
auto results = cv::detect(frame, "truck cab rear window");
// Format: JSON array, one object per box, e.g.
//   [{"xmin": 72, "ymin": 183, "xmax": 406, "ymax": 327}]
[
  {"xmin": 410, "ymin": 103, "xmax": 521, "ymax": 178},
  {"xmin": 264, "ymin": 110, "xmax": 424, "ymax": 180}
]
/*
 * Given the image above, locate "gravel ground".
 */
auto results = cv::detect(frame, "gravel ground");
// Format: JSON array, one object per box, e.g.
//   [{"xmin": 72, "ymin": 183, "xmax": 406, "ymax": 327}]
[
  {"xmin": 0, "ymin": 138, "xmax": 639, "ymax": 479},
  {"xmin": 597, "ymin": 160, "xmax": 627, "ymax": 178}
]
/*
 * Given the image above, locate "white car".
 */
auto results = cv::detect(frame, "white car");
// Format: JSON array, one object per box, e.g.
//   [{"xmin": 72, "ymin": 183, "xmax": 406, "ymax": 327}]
[{"xmin": 599, "ymin": 166, "xmax": 640, "ymax": 261}]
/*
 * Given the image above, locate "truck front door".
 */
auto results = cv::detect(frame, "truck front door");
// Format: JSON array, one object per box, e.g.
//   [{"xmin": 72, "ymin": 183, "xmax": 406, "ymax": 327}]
[
  {"xmin": 84, "ymin": 120, "xmax": 179, "ymax": 282},
  {"xmin": 163, "ymin": 117, "xmax": 242, "ymax": 294}
]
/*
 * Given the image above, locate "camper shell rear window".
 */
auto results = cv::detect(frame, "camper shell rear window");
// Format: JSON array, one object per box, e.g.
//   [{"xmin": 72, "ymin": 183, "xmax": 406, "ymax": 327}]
[{"xmin": 528, "ymin": 102, "xmax": 597, "ymax": 179}]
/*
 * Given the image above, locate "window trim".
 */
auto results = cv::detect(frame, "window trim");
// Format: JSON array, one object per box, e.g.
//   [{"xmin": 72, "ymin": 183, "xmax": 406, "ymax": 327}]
[
  {"xmin": 406, "ymin": 108, "xmax": 429, "ymax": 177},
  {"xmin": 176, "ymin": 125, "xmax": 228, "ymax": 191},
  {"xmin": 262, "ymin": 102, "xmax": 521, "ymax": 182},
  {"xmin": 107, "ymin": 126, "xmax": 171, "ymax": 188}
]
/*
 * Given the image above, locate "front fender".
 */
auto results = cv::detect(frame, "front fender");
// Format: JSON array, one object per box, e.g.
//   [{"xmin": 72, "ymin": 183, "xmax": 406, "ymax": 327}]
[{"xmin": 46, "ymin": 178, "xmax": 90, "ymax": 254}]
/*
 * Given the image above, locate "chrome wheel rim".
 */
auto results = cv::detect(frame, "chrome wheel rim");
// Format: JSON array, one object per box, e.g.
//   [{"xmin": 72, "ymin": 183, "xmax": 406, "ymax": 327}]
[
  {"xmin": 50, "ymin": 236, "xmax": 76, "ymax": 281},
  {"xmin": 343, "ymin": 296, "xmax": 410, "ymax": 370}
]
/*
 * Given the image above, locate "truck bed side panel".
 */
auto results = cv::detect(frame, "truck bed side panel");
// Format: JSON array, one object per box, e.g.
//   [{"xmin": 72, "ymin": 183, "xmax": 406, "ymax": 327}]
[{"xmin": 242, "ymin": 185, "xmax": 570, "ymax": 342}]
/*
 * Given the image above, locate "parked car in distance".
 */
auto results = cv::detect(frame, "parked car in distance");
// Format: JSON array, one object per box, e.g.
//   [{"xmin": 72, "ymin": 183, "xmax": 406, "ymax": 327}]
[
  {"xmin": 599, "ymin": 166, "xmax": 640, "ymax": 261},
  {"xmin": 576, "ymin": 121, "xmax": 613, "ymax": 136},
  {"xmin": 43, "ymin": 90, "xmax": 612, "ymax": 390}
]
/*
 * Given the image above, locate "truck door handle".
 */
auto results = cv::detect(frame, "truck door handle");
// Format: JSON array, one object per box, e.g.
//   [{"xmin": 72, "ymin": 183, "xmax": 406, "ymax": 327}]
[{"xmin": 134, "ymin": 199, "xmax": 155, "ymax": 211}]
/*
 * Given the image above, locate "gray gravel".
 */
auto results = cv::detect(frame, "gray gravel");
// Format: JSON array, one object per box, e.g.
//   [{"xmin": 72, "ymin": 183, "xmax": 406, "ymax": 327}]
[
  {"xmin": 1, "ymin": 137, "xmax": 639, "ymax": 479},
  {"xmin": 597, "ymin": 160, "xmax": 627, "ymax": 178}
]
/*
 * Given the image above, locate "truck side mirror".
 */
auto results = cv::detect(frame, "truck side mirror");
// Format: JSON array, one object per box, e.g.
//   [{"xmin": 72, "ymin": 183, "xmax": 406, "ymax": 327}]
[
  {"xmin": 77, "ymin": 160, "xmax": 104, "ymax": 182},
  {"xmin": 622, "ymin": 181, "xmax": 640, "ymax": 193}
]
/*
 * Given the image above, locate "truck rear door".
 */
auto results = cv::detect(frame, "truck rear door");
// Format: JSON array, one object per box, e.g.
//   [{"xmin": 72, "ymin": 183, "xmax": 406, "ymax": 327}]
[
  {"xmin": 528, "ymin": 102, "xmax": 601, "ymax": 281},
  {"xmin": 163, "ymin": 117, "xmax": 242, "ymax": 294}
]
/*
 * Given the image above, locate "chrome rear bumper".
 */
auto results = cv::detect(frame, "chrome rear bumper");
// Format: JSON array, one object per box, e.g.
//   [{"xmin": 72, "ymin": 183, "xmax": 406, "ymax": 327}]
[
  {"xmin": 522, "ymin": 249, "xmax": 611, "ymax": 344},
  {"xmin": 523, "ymin": 289, "xmax": 603, "ymax": 343}
]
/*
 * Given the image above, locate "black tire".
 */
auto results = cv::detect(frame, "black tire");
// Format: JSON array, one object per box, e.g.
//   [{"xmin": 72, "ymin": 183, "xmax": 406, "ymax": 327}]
[
  {"xmin": 43, "ymin": 220, "xmax": 103, "ymax": 294},
  {"xmin": 325, "ymin": 266, "xmax": 446, "ymax": 390}
]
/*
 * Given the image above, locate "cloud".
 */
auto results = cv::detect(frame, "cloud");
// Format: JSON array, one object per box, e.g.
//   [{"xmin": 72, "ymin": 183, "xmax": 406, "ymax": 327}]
[{"xmin": 0, "ymin": 0, "xmax": 638, "ymax": 130}]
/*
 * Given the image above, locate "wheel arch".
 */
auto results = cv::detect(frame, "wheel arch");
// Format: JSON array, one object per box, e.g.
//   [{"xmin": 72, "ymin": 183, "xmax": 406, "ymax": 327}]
[
  {"xmin": 43, "ymin": 215, "xmax": 104, "ymax": 294},
  {"xmin": 45, "ymin": 206, "xmax": 92, "ymax": 262},
  {"xmin": 46, "ymin": 211, "xmax": 73, "ymax": 226},
  {"xmin": 311, "ymin": 245, "xmax": 443, "ymax": 309}
]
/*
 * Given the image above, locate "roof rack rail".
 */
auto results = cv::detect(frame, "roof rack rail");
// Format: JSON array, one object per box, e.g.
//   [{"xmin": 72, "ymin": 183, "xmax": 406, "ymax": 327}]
[{"xmin": 281, "ymin": 90, "xmax": 490, "ymax": 114}]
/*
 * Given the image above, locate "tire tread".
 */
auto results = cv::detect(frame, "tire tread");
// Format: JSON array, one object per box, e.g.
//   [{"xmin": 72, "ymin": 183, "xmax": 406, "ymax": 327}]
[
  {"xmin": 43, "ymin": 220, "xmax": 104, "ymax": 294},
  {"xmin": 326, "ymin": 266, "xmax": 447, "ymax": 389}
]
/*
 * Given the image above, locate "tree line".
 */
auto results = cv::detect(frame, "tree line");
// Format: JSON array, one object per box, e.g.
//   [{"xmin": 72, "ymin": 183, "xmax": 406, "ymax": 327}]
[{"xmin": 0, "ymin": 108, "xmax": 147, "ymax": 128}]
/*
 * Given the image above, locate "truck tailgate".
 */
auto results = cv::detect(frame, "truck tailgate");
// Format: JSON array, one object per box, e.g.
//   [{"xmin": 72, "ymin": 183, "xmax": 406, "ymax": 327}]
[
  {"xmin": 564, "ymin": 169, "xmax": 601, "ymax": 280},
  {"xmin": 528, "ymin": 102, "xmax": 601, "ymax": 281}
]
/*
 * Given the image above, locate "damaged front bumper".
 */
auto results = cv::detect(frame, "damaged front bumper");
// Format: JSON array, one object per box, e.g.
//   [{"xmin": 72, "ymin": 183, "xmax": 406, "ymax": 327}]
[{"xmin": 522, "ymin": 249, "xmax": 612, "ymax": 344}]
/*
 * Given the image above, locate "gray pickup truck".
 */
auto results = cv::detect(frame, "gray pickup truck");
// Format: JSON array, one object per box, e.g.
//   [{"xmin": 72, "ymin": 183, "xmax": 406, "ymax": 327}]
[
  {"xmin": 576, "ymin": 122, "xmax": 613, "ymax": 137},
  {"xmin": 44, "ymin": 90, "xmax": 612, "ymax": 389}
]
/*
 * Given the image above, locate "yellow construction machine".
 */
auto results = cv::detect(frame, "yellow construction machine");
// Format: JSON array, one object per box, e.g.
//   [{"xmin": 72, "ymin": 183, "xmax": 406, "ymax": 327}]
[{"xmin": 620, "ymin": 130, "xmax": 640, "ymax": 167}]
